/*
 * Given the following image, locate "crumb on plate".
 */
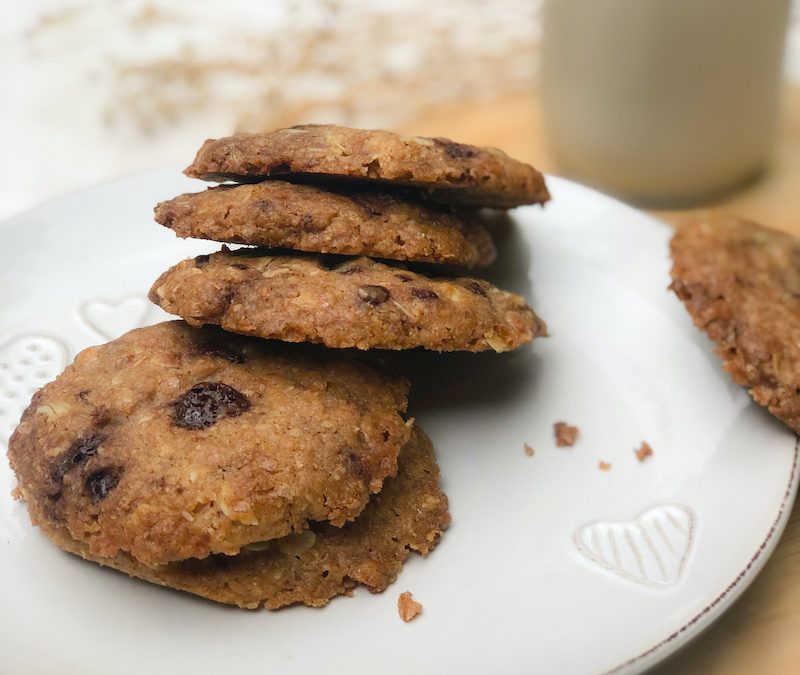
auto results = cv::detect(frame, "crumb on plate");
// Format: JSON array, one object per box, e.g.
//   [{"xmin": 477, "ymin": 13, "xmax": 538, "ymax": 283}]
[
  {"xmin": 598, "ymin": 461, "xmax": 612, "ymax": 472},
  {"xmin": 523, "ymin": 443, "xmax": 534, "ymax": 457},
  {"xmin": 398, "ymin": 591, "xmax": 423, "ymax": 622},
  {"xmin": 634, "ymin": 442, "xmax": 653, "ymax": 462},
  {"xmin": 553, "ymin": 421, "xmax": 579, "ymax": 447}
]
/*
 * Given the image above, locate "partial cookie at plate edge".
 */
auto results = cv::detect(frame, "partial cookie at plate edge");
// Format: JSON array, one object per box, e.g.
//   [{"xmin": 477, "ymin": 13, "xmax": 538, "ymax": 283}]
[{"xmin": 670, "ymin": 214, "xmax": 800, "ymax": 433}]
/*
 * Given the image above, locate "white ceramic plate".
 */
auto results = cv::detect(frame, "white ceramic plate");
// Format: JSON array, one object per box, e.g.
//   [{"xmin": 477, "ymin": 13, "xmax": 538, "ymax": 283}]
[{"xmin": 0, "ymin": 172, "xmax": 796, "ymax": 675}]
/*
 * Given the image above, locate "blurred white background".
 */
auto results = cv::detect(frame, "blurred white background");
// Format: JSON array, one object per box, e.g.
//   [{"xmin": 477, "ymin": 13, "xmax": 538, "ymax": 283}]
[{"xmin": 1, "ymin": 0, "xmax": 799, "ymax": 220}]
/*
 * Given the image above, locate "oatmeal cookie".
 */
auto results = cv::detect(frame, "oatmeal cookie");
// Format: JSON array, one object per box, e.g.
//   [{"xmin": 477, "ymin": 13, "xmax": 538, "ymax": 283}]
[
  {"xmin": 184, "ymin": 124, "xmax": 550, "ymax": 209},
  {"xmin": 7, "ymin": 321, "xmax": 410, "ymax": 566},
  {"xmin": 670, "ymin": 215, "xmax": 800, "ymax": 433},
  {"xmin": 155, "ymin": 181, "xmax": 496, "ymax": 268},
  {"xmin": 149, "ymin": 250, "xmax": 546, "ymax": 352}
]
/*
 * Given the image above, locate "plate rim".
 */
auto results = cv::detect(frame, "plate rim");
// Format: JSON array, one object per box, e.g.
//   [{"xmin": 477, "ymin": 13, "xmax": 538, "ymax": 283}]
[{"xmin": 609, "ymin": 437, "xmax": 799, "ymax": 673}]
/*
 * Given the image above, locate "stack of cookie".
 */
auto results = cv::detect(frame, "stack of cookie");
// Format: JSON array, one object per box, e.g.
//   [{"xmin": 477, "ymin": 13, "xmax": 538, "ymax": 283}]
[
  {"xmin": 150, "ymin": 125, "xmax": 549, "ymax": 352},
  {"xmin": 8, "ymin": 125, "xmax": 548, "ymax": 610},
  {"xmin": 9, "ymin": 323, "xmax": 446, "ymax": 608}
]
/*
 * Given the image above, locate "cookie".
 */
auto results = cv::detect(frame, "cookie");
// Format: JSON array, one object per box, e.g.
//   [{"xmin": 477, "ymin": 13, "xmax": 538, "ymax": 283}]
[
  {"xmin": 184, "ymin": 124, "xmax": 550, "ymax": 209},
  {"xmin": 7, "ymin": 321, "xmax": 411, "ymax": 566},
  {"xmin": 149, "ymin": 249, "xmax": 546, "ymax": 352},
  {"xmin": 670, "ymin": 215, "xmax": 800, "ymax": 433},
  {"xmin": 38, "ymin": 427, "xmax": 450, "ymax": 609},
  {"xmin": 155, "ymin": 181, "xmax": 496, "ymax": 268}
]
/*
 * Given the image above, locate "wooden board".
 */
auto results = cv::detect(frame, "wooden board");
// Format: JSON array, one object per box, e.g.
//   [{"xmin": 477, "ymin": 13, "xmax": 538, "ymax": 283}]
[{"xmin": 399, "ymin": 86, "xmax": 800, "ymax": 674}]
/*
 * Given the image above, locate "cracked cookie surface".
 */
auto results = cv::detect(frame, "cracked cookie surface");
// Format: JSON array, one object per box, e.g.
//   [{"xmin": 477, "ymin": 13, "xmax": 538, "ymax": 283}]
[
  {"xmin": 38, "ymin": 427, "xmax": 450, "ymax": 609},
  {"xmin": 155, "ymin": 181, "xmax": 496, "ymax": 268},
  {"xmin": 7, "ymin": 321, "xmax": 410, "ymax": 566},
  {"xmin": 670, "ymin": 215, "xmax": 800, "ymax": 433},
  {"xmin": 184, "ymin": 124, "xmax": 550, "ymax": 209},
  {"xmin": 149, "ymin": 249, "xmax": 546, "ymax": 352}
]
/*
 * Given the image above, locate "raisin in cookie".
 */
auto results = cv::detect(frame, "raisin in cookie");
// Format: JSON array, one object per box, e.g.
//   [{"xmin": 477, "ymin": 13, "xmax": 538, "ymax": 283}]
[
  {"xmin": 7, "ymin": 321, "xmax": 410, "ymax": 566},
  {"xmin": 670, "ymin": 215, "xmax": 800, "ymax": 433},
  {"xmin": 149, "ymin": 250, "xmax": 546, "ymax": 352},
  {"xmin": 184, "ymin": 124, "xmax": 550, "ymax": 209},
  {"xmin": 155, "ymin": 181, "xmax": 496, "ymax": 268},
  {"xmin": 36, "ymin": 427, "xmax": 449, "ymax": 609}
]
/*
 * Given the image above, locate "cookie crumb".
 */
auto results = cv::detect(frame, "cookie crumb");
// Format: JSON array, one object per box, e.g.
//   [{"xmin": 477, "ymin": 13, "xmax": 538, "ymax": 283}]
[
  {"xmin": 634, "ymin": 442, "xmax": 653, "ymax": 462},
  {"xmin": 553, "ymin": 421, "xmax": 579, "ymax": 447},
  {"xmin": 523, "ymin": 443, "xmax": 534, "ymax": 457},
  {"xmin": 398, "ymin": 591, "xmax": 423, "ymax": 622},
  {"xmin": 10, "ymin": 485, "xmax": 22, "ymax": 501},
  {"xmin": 598, "ymin": 461, "xmax": 612, "ymax": 472}
]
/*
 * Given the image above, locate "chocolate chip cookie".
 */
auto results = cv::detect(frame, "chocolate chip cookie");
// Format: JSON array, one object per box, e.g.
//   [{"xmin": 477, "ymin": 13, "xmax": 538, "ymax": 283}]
[
  {"xmin": 149, "ymin": 249, "xmax": 546, "ymax": 352},
  {"xmin": 7, "ymin": 321, "xmax": 411, "ymax": 566},
  {"xmin": 37, "ymin": 427, "xmax": 449, "ymax": 609},
  {"xmin": 670, "ymin": 215, "xmax": 800, "ymax": 433},
  {"xmin": 184, "ymin": 124, "xmax": 550, "ymax": 209},
  {"xmin": 155, "ymin": 181, "xmax": 496, "ymax": 268}
]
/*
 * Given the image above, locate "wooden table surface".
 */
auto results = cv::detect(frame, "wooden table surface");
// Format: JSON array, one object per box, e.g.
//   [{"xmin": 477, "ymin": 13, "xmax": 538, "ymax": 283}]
[{"xmin": 399, "ymin": 85, "xmax": 800, "ymax": 674}]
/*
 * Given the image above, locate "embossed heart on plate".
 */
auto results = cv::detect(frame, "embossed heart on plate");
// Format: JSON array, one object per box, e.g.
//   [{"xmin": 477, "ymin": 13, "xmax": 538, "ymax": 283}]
[
  {"xmin": 574, "ymin": 504, "xmax": 696, "ymax": 587},
  {"xmin": 79, "ymin": 296, "xmax": 158, "ymax": 341},
  {"xmin": 0, "ymin": 335, "xmax": 69, "ymax": 447}
]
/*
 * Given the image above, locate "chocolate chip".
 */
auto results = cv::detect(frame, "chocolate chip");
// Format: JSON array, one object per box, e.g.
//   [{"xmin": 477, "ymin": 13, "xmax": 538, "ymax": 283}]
[
  {"xmin": 256, "ymin": 199, "xmax": 271, "ymax": 211},
  {"xmin": 172, "ymin": 382, "xmax": 251, "ymax": 430},
  {"xmin": 338, "ymin": 265, "xmax": 363, "ymax": 276},
  {"xmin": 395, "ymin": 274, "xmax": 412, "ymax": 282},
  {"xmin": 435, "ymin": 138, "xmax": 477, "ymax": 160},
  {"xmin": 411, "ymin": 288, "xmax": 439, "ymax": 300},
  {"xmin": 85, "ymin": 468, "xmax": 121, "ymax": 502},
  {"xmin": 194, "ymin": 254, "xmax": 211, "ymax": 266},
  {"xmin": 382, "ymin": 430, "xmax": 390, "ymax": 441},
  {"xmin": 358, "ymin": 285, "xmax": 390, "ymax": 305},
  {"xmin": 53, "ymin": 434, "xmax": 105, "ymax": 482},
  {"xmin": 230, "ymin": 263, "xmax": 249, "ymax": 270},
  {"xmin": 466, "ymin": 281, "xmax": 488, "ymax": 297},
  {"xmin": 76, "ymin": 390, "xmax": 90, "ymax": 401}
]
